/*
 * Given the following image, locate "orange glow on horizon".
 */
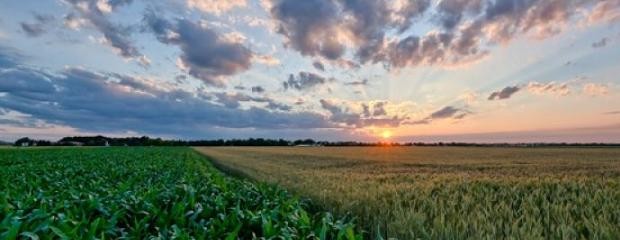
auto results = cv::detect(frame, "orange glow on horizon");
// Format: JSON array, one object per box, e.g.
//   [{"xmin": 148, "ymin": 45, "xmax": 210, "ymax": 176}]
[{"xmin": 381, "ymin": 130, "xmax": 392, "ymax": 139}]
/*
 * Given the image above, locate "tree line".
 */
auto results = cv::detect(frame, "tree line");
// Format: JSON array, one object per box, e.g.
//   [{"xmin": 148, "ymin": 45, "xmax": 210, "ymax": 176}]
[{"xmin": 9, "ymin": 136, "xmax": 620, "ymax": 147}]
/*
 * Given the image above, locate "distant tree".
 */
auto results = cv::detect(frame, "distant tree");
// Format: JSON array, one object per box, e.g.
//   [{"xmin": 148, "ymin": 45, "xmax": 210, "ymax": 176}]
[
  {"xmin": 14, "ymin": 137, "xmax": 32, "ymax": 147},
  {"xmin": 293, "ymin": 139, "xmax": 315, "ymax": 145}
]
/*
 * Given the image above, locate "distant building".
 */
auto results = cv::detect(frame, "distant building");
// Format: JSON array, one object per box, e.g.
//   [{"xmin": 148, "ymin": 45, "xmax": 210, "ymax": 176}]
[{"xmin": 21, "ymin": 142, "xmax": 29, "ymax": 147}]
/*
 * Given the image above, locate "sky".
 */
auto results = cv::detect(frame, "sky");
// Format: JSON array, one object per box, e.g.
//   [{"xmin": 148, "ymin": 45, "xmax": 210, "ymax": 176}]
[{"xmin": 0, "ymin": 0, "xmax": 619, "ymax": 143}]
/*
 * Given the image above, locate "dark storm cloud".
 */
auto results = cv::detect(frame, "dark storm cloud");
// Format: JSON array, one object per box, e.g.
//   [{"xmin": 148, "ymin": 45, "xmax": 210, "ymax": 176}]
[
  {"xmin": 283, "ymin": 71, "xmax": 327, "ymax": 91},
  {"xmin": 592, "ymin": 37, "xmax": 609, "ymax": 48},
  {"xmin": 64, "ymin": 0, "xmax": 148, "ymax": 66},
  {"xmin": 488, "ymin": 86, "xmax": 521, "ymax": 100},
  {"xmin": 20, "ymin": 13, "xmax": 54, "ymax": 37},
  {"xmin": 144, "ymin": 12, "xmax": 253, "ymax": 87},
  {"xmin": 312, "ymin": 61, "xmax": 325, "ymax": 71},
  {"xmin": 0, "ymin": 49, "xmax": 334, "ymax": 136},
  {"xmin": 267, "ymin": 0, "xmax": 617, "ymax": 70}
]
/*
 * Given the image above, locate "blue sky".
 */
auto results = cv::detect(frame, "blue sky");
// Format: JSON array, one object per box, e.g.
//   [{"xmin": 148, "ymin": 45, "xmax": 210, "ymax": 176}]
[{"xmin": 0, "ymin": 0, "xmax": 619, "ymax": 142}]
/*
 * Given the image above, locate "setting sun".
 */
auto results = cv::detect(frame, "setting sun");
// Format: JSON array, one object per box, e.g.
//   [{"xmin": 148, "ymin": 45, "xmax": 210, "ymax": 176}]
[{"xmin": 381, "ymin": 130, "xmax": 392, "ymax": 139}]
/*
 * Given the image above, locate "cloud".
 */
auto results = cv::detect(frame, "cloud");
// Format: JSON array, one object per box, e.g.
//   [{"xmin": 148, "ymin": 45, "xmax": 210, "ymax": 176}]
[
  {"xmin": 583, "ymin": 83, "xmax": 609, "ymax": 96},
  {"xmin": 241, "ymin": 16, "xmax": 275, "ymax": 29},
  {"xmin": 435, "ymin": 0, "xmax": 483, "ymax": 30},
  {"xmin": 144, "ymin": 12, "xmax": 253, "ymax": 87},
  {"xmin": 360, "ymin": 101, "xmax": 387, "ymax": 117},
  {"xmin": 253, "ymin": 54, "xmax": 280, "ymax": 66},
  {"xmin": 429, "ymin": 106, "xmax": 465, "ymax": 119},
  {"xmin": 186, "ymin": 0, "xmax": 247, "ymax": 15},
  {"xmin": 214, "ymin": 92, "xmax": 266, "ymax": 108},
  {"xmin": 265, "ymin": 101, "xmax": 292, "ymax": 111},
  {"xmin": 0, "ymin": 47, "xmax": 22, "ymax": 68},
  {"xmin": 592, "ymin": 37, "xmax": 609, "ymax": 48},
  {"xmin": 283, "ymin": 71, "xmax": 327, "ymax": 91},
  {"xmin": 63, "ymin": 12, "xmax": 88, "ymax": 30},
  {"xmin": 0, "ymin": 49, "xmax": 336, "ymax": 137},
  {"xmin": 526, "ymin": 82, "xmax": 571, "ymax": 97},
  {"xmin": 319, "ymin": 99, "xmax": 406, "ymax": 128},
  {"xmin": 488, "ymin": 86, "xmax": 520, "ymax": 100},
  {"xmin": 344, "ymin": 79, "xmax": 368, "ymax": 86},
  {"xmin": 488, "ymin": 82, "xmax": 570, "ymax": 100},
  {"xmin": 312, "ymin": 61, "xmax": 325, "ymax": 71},
  {"xmin": 361, "ymin": 104, "xmax": 370, "ymax": 117},
  {"xmin": 319, "ymin": 99, "xmax": 361, "ymax": 127},
  {"xmin": 459, "ymin": 91, "xmax": 478, "ymax": 105},
  {"xmin": 64, "ymin": 0, "xmax": 149, "ymax": 67},
  {"xmin": 270, "ymin": 0, "xmax": 347, "ymax": 60},
  {"xmin": 604, "ymin": 111, "xmax": 620, "ymax": 115},
  {"xmin": 266, "ymin": 0, "xmax": 620, "ymax": 70},
  {"xmin": 251, "ymin": 86, "xmax": 265, "ymax": 93},
  {"xmin": 587, "ymin": 0, "xmax": 620, "ymax": 24},
  {"xmin": 110, "ymin": 73, "xmax": 170, "ymax": 93},
  {"xmin": 268, "ymin": 0, "xmax": 429, "ymax": 63},
  {"xmin": 488, "ymin": 81, "xmax": 610, "ymax": 100},
  {"xmin": 410, "ymin": 106, "xmax": 470, "ymax": 125},
  {"xmin": 371, "ymin": 101, "xmax": 387, "ymax": 116},
  {"xmin": 20, "ymin": 13, "xmax": 54, "ymax": 37}
]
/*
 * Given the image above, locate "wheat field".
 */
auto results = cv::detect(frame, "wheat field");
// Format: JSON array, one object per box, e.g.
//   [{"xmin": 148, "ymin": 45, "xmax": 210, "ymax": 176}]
[{"xmin": 195, "ymin": 146, "xmax": 620, "ymax": 239}]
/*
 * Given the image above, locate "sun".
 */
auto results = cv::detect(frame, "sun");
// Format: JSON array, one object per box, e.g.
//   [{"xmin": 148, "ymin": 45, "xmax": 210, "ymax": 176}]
[{"xmin": 381, "ymin": 130, "xmax": 392, "ymax": 139}]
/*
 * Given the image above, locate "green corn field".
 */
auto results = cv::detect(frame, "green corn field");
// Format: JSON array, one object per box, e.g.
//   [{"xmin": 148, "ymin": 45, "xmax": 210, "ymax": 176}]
[{"xmin": 0, "ymin": 147, "xmax": 361, "ymax": 239}]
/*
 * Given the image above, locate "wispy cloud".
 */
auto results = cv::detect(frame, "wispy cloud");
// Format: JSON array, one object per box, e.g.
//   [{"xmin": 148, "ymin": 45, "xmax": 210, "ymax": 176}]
[
  {"xmin": 592, "ymin": 37, "xmax": 610, "ymax": 48},
  {"xmin": 20, "ymin": 13, "xmax": 54, "ymax": 37},
  {"xmin": 409, "ymin": 106, "xmax": 470, "ymax": 125},
  {"xmin": 488, "ymin": 81, "xmax": 608, "ymax": 100},
  {"xmin": 488, "ymin": 86, "xmax": 520, "ymax": 100},
  {"xmin": 283, "ymin": 71, "xmax": 328, "ymax": 91}
]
